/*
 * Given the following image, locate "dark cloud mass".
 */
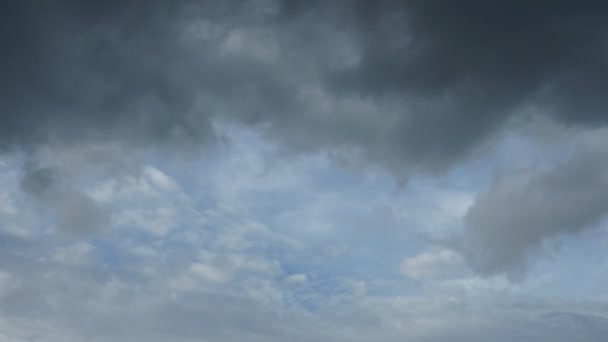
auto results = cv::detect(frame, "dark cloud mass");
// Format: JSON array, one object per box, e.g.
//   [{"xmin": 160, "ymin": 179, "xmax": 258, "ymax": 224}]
[
  {"xmin": 329, "ymin": 0, "xmax": 608, "ymax": 167},
  {"xmin": 1, "ymin": 0, "xmax": 214, "ymax": 149},
  {"xmin": 2, "ymin": 1, "xmax": 607, "ymax": 168}
]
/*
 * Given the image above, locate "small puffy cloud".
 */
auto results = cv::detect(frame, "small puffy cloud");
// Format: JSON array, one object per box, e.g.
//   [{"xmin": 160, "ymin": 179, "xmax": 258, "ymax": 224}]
[
  {"xmin": 171, "ymin": 248, "xmax": 281, "ymax": 293},
  {"xmin": 401, "ymin": 250, "xmax": 468, "ymax": 281},
  {"xmin": 90, "ymin": 164, "xmax": 201, "ymax": 237},
  {"xmin": 116, "ymin": 207, "xmax": 178, "ymax": 237},
  {"xmin": 143, "ymin": 166, "xmax": 180, "ymax": 193},
  {"xmin": 189, "ymin": 262, "xmax": 230, "ymax": 284}
]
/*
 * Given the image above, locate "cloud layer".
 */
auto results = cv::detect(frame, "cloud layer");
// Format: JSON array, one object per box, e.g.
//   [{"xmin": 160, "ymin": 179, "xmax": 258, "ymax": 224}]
[
  {"xmin": 3, "ymin": 1, "xmax": 607, "ymax": 171},
  {"xmin": 2, "ymin": 1, "xmax": 608, "ymax": 340}
]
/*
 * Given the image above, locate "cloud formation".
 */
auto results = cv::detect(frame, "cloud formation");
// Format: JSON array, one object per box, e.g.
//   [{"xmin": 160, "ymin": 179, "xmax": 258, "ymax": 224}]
[
  {"xmin": 461, "ymin": 129, "xmax": 608, "ymax": 278},
  {"xmin": 3, "ymin": 2, "xmax": 608, "ymax": 339},
  {"xmin": 20, "ymin": 161, "xmax": 109, "ymax": 235},
  {"xmin": 3, "ymin": 1, "xmax": 607, "ymax": 172}
]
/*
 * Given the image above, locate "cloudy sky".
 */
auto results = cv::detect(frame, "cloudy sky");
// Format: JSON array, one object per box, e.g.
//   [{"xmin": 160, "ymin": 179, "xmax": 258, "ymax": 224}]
[{"xmin": 2, "ymin": 1, "xmax": 608, "ymax": 341}]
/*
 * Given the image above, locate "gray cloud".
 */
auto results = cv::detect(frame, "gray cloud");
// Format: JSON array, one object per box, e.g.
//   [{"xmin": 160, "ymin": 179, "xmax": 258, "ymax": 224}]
[
  {"xmin": 20, "ymin": 161, "xmax": 108, "ymax": 236},
  {"xmin": 20, "ymin": 162, "xmax": 57, "ymax": 197},
  {"xmin": 460, "ymin": 130, "xmax": 608, "ymax": 278}
]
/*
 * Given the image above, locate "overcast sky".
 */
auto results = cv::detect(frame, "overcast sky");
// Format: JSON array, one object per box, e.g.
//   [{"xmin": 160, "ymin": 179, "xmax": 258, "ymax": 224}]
[{"xmin": 2, "ymin": 1, "xmax": 608, "ymax": 341}]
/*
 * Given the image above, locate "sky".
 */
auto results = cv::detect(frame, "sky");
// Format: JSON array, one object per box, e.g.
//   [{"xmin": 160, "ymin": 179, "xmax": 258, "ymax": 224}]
[{"xmin": 2, "ymin": 1, "xmax": 608, "ymax": 341}]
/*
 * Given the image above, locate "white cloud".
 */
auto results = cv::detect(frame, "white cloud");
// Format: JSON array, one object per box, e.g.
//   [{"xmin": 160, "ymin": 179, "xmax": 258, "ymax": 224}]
[
  {"xmin": 189, "ymin": 262, "xmax": 230, "ymax": 284},
  {"xmin": 143, "ymin": 166, "xmax": 180, "ymax": 193},
  {"xmin": 400, "ymin": 250, "xmax": 468, "ymax": 281},
  {"xmin": 285, "ymin": 273, "xmax": 308, "ymax": 285},
  {"xmin": 116, "ymin": 207, "xmax": 178, "ymax": 237}
]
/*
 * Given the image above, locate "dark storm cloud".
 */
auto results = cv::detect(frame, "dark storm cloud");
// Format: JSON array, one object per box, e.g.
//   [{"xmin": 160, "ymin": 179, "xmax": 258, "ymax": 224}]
[
  {"xmin": 2, "ymin": 0, "xmax": 608, "ymax": 168},
  {"xmin": 0, "ymin": 0, "xmax": 281, "ymax": 150},
  {"xmin": 324, "ymin": 0, "xmax": 608, "ymax": 167},
  {"xmin": 338, "ymin": 0, "xmax": 608, "ymax": 117}
]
